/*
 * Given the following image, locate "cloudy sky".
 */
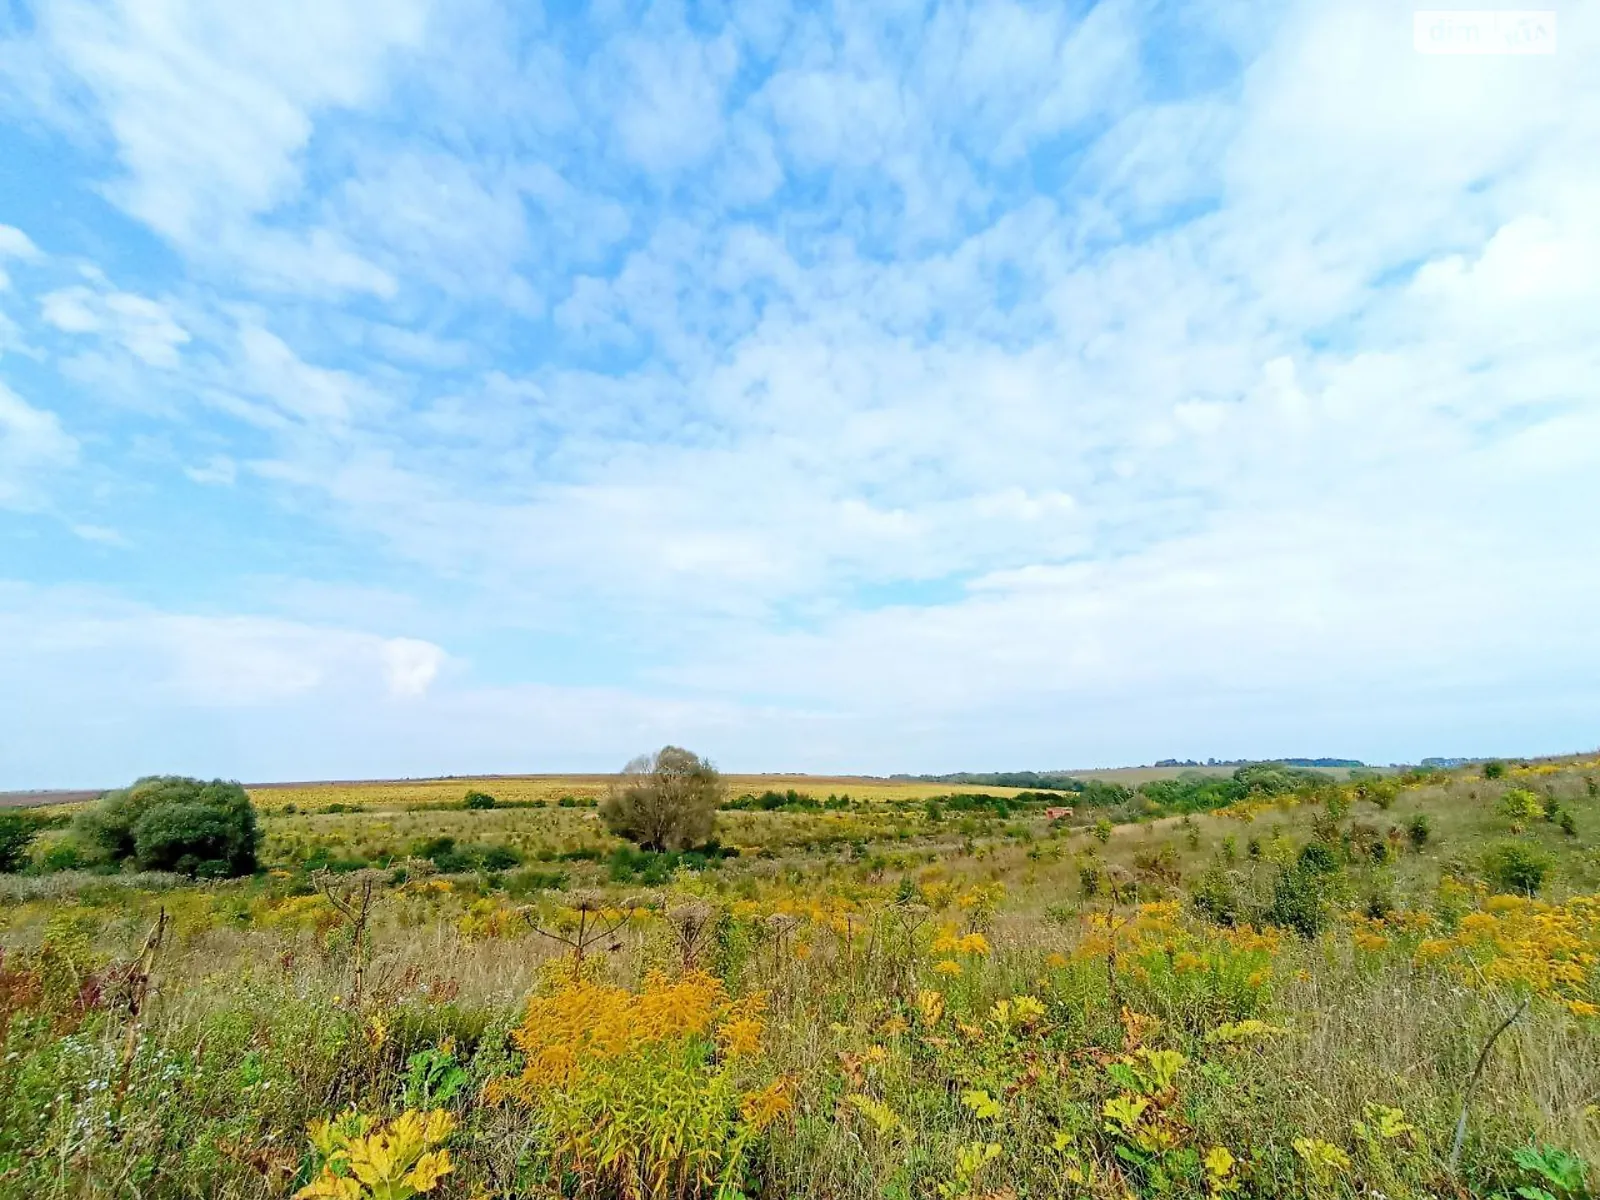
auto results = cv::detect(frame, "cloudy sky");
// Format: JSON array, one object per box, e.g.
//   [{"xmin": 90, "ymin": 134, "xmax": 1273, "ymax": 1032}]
[{"xmin": 0, "ymin": 0, "xmax": 1595, "ymax": 787}]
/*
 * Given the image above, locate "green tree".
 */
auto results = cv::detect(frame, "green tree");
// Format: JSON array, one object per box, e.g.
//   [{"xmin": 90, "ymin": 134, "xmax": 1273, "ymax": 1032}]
[
  {"xmin": 600, "ymin": 747, "xmax": 721, "ymax": 852},
  {"xmin": 75, "ymin": 776, "xmax": 260, "ymax": 877},
  {"xmin": 0, "ymin": 810, "xmax": 40, "ymax": 873}
]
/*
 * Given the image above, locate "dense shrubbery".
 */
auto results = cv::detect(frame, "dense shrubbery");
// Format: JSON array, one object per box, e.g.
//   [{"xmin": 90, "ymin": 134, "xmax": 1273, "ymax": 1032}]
[
  {"xmin": 74, "ymin": 776, "xmax": 260, "ymax": 877},
  {"xmin": 724, "ymin": 788, "xmax": 851, "ymax": 812},
  {"xmin": 0, "ymin": 811, "xmax": 40, "ymax": 873},
  {"xmin": 462, "ymin": 790, "xmax": 497, "ymax": 810},
  {"xmin": 607, "ymin": 840, "xmax": 738, "ymax": 883},
  {"xmin": 409, "ymin": 836, "xmax": 522, "ymax": 873}
]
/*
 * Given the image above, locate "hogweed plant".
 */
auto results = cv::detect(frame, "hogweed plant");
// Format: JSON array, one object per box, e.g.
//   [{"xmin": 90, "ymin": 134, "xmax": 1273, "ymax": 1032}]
[{"xmin": 294, "ymin": 1109, "xmax": 456, "ymax": 1200}]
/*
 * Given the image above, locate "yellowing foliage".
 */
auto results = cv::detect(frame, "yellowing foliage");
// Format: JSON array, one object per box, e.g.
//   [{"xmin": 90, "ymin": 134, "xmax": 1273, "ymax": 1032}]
[
  {"xmin": 491, "ymin": 970, "xmax": 782, "ymax": 1199},
  {"xmin": 295, "ymin": 1109, "xmax": 455, "ymax": 1200}
]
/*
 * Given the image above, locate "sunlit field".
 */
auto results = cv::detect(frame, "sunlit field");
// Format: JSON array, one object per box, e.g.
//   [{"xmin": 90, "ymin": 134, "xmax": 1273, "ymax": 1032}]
[
  {"xmin": 2, "ymin": 757, "xmax": 1599, "ymax": 1198},
  {"xmin": 245, "ymin": 774, "xmax": 1047, "ymax": 812}
]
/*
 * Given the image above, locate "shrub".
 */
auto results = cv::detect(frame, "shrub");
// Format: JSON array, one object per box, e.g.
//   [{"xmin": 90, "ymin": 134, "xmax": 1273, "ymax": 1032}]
[
  {"xmin": 1363, "ymin": 887, "xmax": 1395, "ymax": 921},
  {"xmin": 1483, "ymin": 760, "xmax": 1506, "ymax": 780},
  {"xmin": 1266, "ymin": 863, "xmax": 1328, "ymax": 937},
  {"xmin": 1406, "ymin": 813, "xmax": 1432, "ymax": 850},
  {"xmin": 1483, "ymin": 841, "xmax": 1552, "ymax": 895},
  {"xmin": 0, "ymin": 811, "xmax": 40, "ymax": 873},
  {"xmin": 39, "ymin": 841, "xmax": 83, "ymax": 872},
  {"xmin": 462, "ymin": 790, "xmax": 497, "ymax": 810},
  {"xmin": 600, "ymin": 747, "xmax": 722, "ymax": 852},
  {"xmin": 504, "ymin": 867, "xmax": 569, "ymax": 897},
  {"xmin": 75, "ymin": 776, "xmax": 260, "ymax": 877},
  {"xmin": 1498, "ymin": 788, "xmax": 1545, "ymax": 823},
  {"xmin": 1557, "ymin": 810, "xmax": 1577, "ymax": 837},
  {"xmin": 1366, "ymin": 780, "xmax": 1399, "ymax": 810},
  {"xmin": 1297, "ymin": 841, "xmax": 1338, "ymax": 875},
  {"xmin": 478, "ymin": 845, "xmax": 521, "ymax": 872},
  {"xmin": 1191, "ymin": 864, "xmax": 1241, "ymax": 926},
  {"xmin": 1092, "ymin": 817, "xmax": 1113, "ymax": 844},
  {"xmin": 410, "ymin": 837, "xmax": 521, "ymax": 873}
]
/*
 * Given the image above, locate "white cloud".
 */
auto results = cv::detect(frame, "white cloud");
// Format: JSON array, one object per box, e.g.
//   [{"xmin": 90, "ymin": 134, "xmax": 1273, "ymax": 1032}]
[
  {"xmin": 605, "ymin": 28, "xmax": 739, "ymax": 172},
  {"xmin": 0, "ymin": 584, "xmax": 450, "ymax": 711},
  {"xmin": 41, "ymin": 281, "xmax": 191, "ymax": 367},
  {"xmin": 0, "ymin": 382, "xmax": 77, "ymax": 510},
  {"xmin": 18, "ymin": 0, "xmax": 429, "ymax": 292},
  {"xmin": 0, "ymin": 225, "xmax": 41, "ymax": 260},
  {"xmin": 232, "ymin": 324, "xmax": 380, "ymax": 428},
  {"xmin": 2, "ymin": 0, "xmax": 1599, "ymax": 779},
  {"xmin": 184, "ymin": 455, "xmax": 237, "ymax": 486},
  {"xmin": 71, "ymin": 523, "xmax": 130, "ymax": 546},
  {"xmin": 382, "ymin": 636, "xmax": 446, "ymax": 698}
]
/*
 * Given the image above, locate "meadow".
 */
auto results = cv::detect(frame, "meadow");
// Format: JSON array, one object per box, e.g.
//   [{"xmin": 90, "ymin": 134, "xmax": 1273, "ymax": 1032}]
[{"xmin": 1, "ymin": 757, "xmax": 1598, "ymax": 1199}]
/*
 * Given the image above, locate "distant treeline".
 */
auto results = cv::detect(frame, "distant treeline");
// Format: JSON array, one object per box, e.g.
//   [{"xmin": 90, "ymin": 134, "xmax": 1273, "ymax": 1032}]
[
  {"xmin": 894, "ymin": 759, "xmax": 1364, "ymax": 789},
  {"xmin": 887, "ymin": 771, "xmax": 1089, "ymax": 791},
  {"xmin": 1155, "ymin": 757, "xmax": 1365, "ymax": 768},
  {"xmin": 890, "ymin": 763, "xmax": 1392, "ymax": 821}
]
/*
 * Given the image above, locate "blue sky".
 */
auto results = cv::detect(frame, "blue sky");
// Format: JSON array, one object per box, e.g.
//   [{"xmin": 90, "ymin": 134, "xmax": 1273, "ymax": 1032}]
[{"xmin": 1, "ymin": 0, "xmax": 1596, "ymax": 787}]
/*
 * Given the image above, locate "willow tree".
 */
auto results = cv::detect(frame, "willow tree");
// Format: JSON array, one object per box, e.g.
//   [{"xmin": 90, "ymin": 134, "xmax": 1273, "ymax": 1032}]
[{"xmin": 600, "ymin": 746, "xmax": 722, "ymax": 852}]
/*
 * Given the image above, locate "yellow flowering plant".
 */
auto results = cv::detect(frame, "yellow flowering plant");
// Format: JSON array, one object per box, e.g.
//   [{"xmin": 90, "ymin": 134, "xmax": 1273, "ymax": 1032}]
[
  {"xmin": 489, "ymin": 970, "xmax": 786, "ymax": 1199},
  {"xmin": 294, "ymin": 1109, "xmax": 456, "ymax": 1200}
]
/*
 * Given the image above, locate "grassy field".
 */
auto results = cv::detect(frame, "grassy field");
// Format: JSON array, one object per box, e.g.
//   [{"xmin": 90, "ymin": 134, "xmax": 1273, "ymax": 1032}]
[
  {"xmin": 2, "ymin": 756, "xmax": 1598, "ymax": 1198},
  {"xmin": 244, "ymin": 774, "xmax": 1049, "ymax": 812},
  {"xmin": 1, "ymin": 763, "xmax": 1313, "ymax": 812}
]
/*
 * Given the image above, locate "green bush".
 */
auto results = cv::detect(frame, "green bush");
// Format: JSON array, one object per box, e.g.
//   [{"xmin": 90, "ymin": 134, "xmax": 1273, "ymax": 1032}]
[
  {"xmin": 1191, "ymin": 864, "xmax": 1241, "ymax": 926},
  {"xmin": 1483, "ymin": 760, "xmax": 1506, "ymax": 780},
  {"xmin": 463, "ymin": 790, "xmax": 498, "ymax": 810},
  {"xmin": 1483, "ymin": 841, "xmax": 1552, "ymax": 895},
  {"xmin": 1297, "ymin": 841, "xmax": 1338, "ymax": 875},
  {"xmin": 39, "ymin": 841, "xmax": 84, "ymax": 871},
  {"xmin": 410, "ymin": 835, "xmax": 522, "ymax": 873},
  {"xmin": 1265, "ymin": 862, "xmax": 1329, "ymax": 937},
  {"xmin": 1078, "ymin": 861, "xmax": 1101, "ymax": 897},
  {"xmin": 74, "ymin": 776, "xmax": 260, "ymax": 876},
  {"xmin": 1498, "ymin": 788, "xmax": 1545, "ymax": 822},
  {"xmin": 0, "ymin": 810, "xmax": 40, "ymax": 873},
  {"xmin": 1406, "ymin": 813, "xmax": 1432, "ymax": 850}
]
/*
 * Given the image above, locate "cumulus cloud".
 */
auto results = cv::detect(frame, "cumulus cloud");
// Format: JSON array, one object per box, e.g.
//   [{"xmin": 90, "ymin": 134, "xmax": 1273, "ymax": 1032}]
[
  {"xmin": 382, "ymin": 637, "xmax": 445, "ymax": 698},
  {"xmin": 0, "ymin": 0, "xmax": 1597, "ymax": 782}
]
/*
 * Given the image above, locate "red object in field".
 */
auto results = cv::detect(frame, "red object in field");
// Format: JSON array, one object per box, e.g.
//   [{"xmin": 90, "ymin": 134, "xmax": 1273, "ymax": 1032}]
[{"xmin": 1044, "ymin": 807, "xmax": 1074, "ymax": 821}]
